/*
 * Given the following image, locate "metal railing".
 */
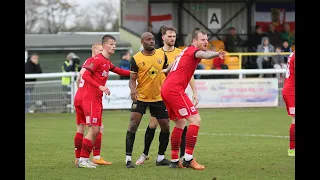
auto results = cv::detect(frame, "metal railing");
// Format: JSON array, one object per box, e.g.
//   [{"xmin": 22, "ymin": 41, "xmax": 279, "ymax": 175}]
[
  {"xmin": 25, "ymin": 68, "xmax": 287, "ymax": 113},
  {"xmin": 226, "ymin": 52, "xmax": 291, "ymax": 76}
]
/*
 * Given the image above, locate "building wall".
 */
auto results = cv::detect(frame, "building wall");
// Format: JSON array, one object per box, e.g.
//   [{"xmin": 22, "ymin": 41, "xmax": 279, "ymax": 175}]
[
  {"xmin": 171, "ymin": 2, "xmax": 249, "ymax": 40},
  {"xmin": 121, "ymin": 0, "xmax": 149, "ymax": 35},
  {"xmin": 119, "ymin": 28, "xmax": 142, "ymax": 54}
]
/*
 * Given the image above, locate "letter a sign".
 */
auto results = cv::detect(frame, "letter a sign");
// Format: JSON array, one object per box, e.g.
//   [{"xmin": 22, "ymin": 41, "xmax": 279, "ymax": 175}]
[{"xmin": 208, "ymin": 8, "xmax": 221, "ymax": 29}]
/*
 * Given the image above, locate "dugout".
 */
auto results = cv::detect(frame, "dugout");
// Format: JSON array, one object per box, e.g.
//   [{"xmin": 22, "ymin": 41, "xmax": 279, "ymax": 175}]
[
  {"xmin": 119, "ymin": 0, "xmax": 294, "ymax": 54},
  {"xmin": 25, "ymin": 33, "xmax": 132, "ymax": 74}
]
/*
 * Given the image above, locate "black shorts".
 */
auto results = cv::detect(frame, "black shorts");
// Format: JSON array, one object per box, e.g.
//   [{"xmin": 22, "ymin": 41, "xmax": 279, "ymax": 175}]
[{"xmin": 131, "ymin": 100, "xmax": 169, "ymax": 119}]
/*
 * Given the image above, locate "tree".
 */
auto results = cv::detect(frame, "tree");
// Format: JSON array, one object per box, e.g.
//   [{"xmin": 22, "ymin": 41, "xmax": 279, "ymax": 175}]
[
  {"xmin": 25, "ymin": 0, "xmax": 42, "ymax": 33},
  {"xmin": 68, "ymin": 1, "xmax": 119, "ymax": 32},
  {"xmin": 36, "ymin": 0, "xmax": 77, "ymax": 33},
  {"xmin": 25, "ymin": 0, "xmax": 119, "ymax": 33}
]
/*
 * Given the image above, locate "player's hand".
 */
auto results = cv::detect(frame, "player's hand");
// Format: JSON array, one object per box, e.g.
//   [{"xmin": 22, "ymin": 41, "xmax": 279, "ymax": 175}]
[
  {"xmin": 130, "ymin": 89, "xmax": 138, "ymax": 102},
  {"xmin": 99, "ymin": 85, "xmax": 111, "ymax": 96},
  {"xmin": 192, "ymin": 92, "xmax": 199, "ymax": 107},
  {"xmin": 218, "ymin": 50, "xmax": 226, "ymax": 59}
]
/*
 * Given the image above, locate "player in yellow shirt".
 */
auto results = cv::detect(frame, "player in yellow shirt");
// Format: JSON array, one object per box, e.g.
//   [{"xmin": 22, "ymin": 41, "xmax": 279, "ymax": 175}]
[
  {"xmin": 125, "ymin": 32, "xmax": 171, "ymax": 168},
  {"xmin": 135, "ymin": 26, "xmax": 199, "ymax": 167}
]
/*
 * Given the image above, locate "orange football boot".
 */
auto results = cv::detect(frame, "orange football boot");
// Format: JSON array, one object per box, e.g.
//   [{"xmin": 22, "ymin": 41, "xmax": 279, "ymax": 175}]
[
  {"xmin": 92, "ymin": 157, "xmax": 112, "ymax": 165},
  {"xmin": 183, "ymin": 158, "xmax": 205, "ymax": 170},
  {"xmin": 75, "ymin": 159, "xmax": 79, "ymax": 166}
]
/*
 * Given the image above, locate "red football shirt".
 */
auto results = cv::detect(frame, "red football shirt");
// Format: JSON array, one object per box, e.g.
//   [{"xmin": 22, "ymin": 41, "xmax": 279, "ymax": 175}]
[
  {"xmin": 74, "ymin": 59, "xmax": 92, "ymax": 102},
  {"xmin": 282, "ymin": 51, "xmax": 295, "ymax": 96},
  {"xmin": 82, "ymin": 53, "xmax": 116, "ymax": 102},
  {"xmin": 162, "ymin": 45, "xmax": 201, "ymax": 91}
]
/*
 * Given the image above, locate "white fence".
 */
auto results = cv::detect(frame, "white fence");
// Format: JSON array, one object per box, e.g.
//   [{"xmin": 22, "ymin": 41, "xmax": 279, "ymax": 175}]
[{"xmin": 25, "ymin": 69, "xmax": 286, "ymax": 113}]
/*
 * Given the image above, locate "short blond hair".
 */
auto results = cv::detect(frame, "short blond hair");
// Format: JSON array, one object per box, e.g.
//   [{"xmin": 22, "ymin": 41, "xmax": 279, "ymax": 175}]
[{"xmin": 92, "ymin": 43, "xmax": 102, "ymax": 51}]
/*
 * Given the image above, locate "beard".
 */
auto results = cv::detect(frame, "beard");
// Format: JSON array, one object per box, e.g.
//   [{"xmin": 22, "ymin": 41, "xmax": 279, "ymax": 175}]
[
  {"xmin": 165, "ymin": 40, "xmax": 175, "ymax": 47},
  {"xmin": 145, "ymin": 46, "xmax": 155, "ymax": 51}
]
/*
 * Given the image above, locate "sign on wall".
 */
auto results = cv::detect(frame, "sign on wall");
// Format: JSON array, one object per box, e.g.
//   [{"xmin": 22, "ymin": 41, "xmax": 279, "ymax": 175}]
[
  {"xmin": 185, "ymin": 78, "xmax": 279, "ymax": 108},
  {"xmin": 102, "ymin": 80, "xmax": 132, "ymax": 109},
  {"xmin": 208, "ymin": 8, "xmax": 222, "ymax": 29},
  {"xmin": 99, "ymin": 78, "xmax": 279, "ymax": 109}
]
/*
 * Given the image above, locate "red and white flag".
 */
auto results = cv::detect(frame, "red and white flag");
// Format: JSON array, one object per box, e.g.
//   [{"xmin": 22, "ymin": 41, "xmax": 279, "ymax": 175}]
[
  {"xmin": 255, "ymin": 3, "xmax": 295, "ymax": 32},
  {"xmin": 150, "ymin": 3, "xmax": 173, "ymax": 33}
]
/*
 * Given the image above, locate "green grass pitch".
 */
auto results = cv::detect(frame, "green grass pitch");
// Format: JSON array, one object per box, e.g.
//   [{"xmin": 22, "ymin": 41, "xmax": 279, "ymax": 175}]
[{"xmin": 26, "ymin": 108, "xmax": 295, "ymax": 180}]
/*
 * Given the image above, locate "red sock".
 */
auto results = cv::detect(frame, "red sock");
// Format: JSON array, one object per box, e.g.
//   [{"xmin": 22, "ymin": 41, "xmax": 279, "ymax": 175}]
[
  {"xmin": 80, "ymin": 138, "xmax": 93, "ymax": 158},
  {"xmin": 74, "ymin": 132, "xmax": 83, "ymax": 159},
  {"xmin": 171, "ymin": 127, "xmax": 183, "ymax": 160},
  {"xmin": 185, "ymin": 125, "xmax": 200, "ymax": 155},
  {"xmin": 93, "ymin": 133, "xmax": 102, "ymax": 156},
  {"xmin": 289, "ymin": 123, "xmax": 295, "ymax": 149}
]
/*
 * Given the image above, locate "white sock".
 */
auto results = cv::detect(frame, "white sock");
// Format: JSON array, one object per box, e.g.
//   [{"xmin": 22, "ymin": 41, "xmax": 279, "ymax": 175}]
[
  {"xmin": 184, "ymin": 153, "xmax": 193, "ymax": 161},
  {"xmin": 93, "ymin": 155, "xmax": 100, "ymax": 160},
  {"xmin": 126, "ymin": 155, "xmax": 132, "ymax": 163},
  {"xmin": 171, "ymin": 159, "xmax": 179, "ymax": 162},
  {"xmin": 79, "ymin": 157, "xmax": 88, "ymax": 163},
  {"xmin": 157, "ymin": 154, "xmax": 164, "ymax": 162}
]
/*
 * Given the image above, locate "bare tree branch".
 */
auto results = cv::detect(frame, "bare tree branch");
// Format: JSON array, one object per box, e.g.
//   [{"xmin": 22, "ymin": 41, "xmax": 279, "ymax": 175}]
[
  {"xmin": 36, "ymin": 0, "xmax": 77, "ymax": 33},
  {"xmin": 25, "ymin": 0, "xmax": 42, "ymax": 33},
  {"xmin": 68, "ymin": 1, "xmax": 119, "ymax": 32},
  {"xmin": 25, "ymin": 0, "xmax": 119, "ymax": 33}
]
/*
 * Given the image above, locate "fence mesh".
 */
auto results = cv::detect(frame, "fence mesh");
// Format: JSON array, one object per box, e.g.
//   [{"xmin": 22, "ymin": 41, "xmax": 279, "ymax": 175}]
[{"xmin": 25, "ymin": 80, "xmax": 73, "ymax": 113}]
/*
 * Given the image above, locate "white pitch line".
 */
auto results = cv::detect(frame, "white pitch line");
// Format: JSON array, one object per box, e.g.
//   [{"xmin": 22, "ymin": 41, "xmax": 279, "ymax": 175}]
[
  {"xmin": 197, "ymin": 132, "xmax": 288, "ymax": 138},
  {"xmin": 134, "ymin": 129, "xmax": 288, "ymax": 139}
]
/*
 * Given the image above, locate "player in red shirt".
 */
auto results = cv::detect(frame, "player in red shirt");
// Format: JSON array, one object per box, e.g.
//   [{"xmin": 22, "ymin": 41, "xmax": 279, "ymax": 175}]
[
  {"xmin": 282, "ymin": 50, "xmax": 295, "ymax": 157},
  {"xmin": 161, "ymin": 29, "xmax": 226, "ymax": 170},
  {"xmin": 74, "ymin": 44, "xmax": 112, "ymax": 166},
  {"xmin": 77, "ymin": 35, "xmax": 130, "ymax": 168}
]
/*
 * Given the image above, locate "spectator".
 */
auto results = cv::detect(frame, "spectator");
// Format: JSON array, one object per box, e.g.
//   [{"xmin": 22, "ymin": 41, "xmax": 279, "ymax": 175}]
[
  {"xmin": 248, "ymin": 25, "xmax": 265, "ymax": 52},
  {"xmin": 266, "ymin": 23, "xmax": 282, "ymax": 48},
  {"xmin": 280, "ymin": 23, "xmax": 295, "ymax": 46},
  {"xmin": 271, "ymin": 46, "xmax": 287, "ymax": 78},
  {"xmin": 211, "ymin": 45, "xmax": 229, "ymax": 79},
  {"xmin": 247, "ymin": 25, "xmax": 265, "ymax": 68},
  {"xmin": 61, "ymin": 52, "xmax": 80, "ymax": 112},
  {"xmin": 224, "ymin": 27, "xmax": 246, "ymax": 53},
  {"xmin": 211, "ymin": 45, "xmax": 228, "ymax": 70},
  {"xmin": 256, "ymin": 37, "xmax": 275, "ymax": 78},
  {"xmin": 25, "ymin": 53, "xmax": 42, "ymax": 113},
  {"xmin": 119, "ymin": 50, "xmax": 131, "ymax": 80},
  {"xmin": 281, "ymin": 40, "xmax": 293, "ymax": 63},
  {"xmin": 224, "ymin": 27, "xmax": 247, "ymax": 68}
]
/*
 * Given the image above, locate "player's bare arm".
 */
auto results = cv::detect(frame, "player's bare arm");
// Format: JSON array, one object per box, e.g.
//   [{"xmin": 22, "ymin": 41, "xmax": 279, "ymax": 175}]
[
  {"xmin": 129, "ymin": 72, "xmax": 138, "ymax": 101},
  {"xmin": 189, "ymin": 76, "xmax": 199, "ymax": 106},
  {"xmin": 195, "ymin": 50, "xmax": 226, "ymax": 59}
]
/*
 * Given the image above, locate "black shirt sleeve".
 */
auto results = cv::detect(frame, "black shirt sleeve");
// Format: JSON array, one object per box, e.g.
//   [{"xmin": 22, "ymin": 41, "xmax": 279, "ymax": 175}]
[
  {"xmin": 162, "ymin": 53, "xmax": 168, "ymax": 69},
  {"xmin": 130, "ymin": 57, "xmax": 138, "ymax": 73}
]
